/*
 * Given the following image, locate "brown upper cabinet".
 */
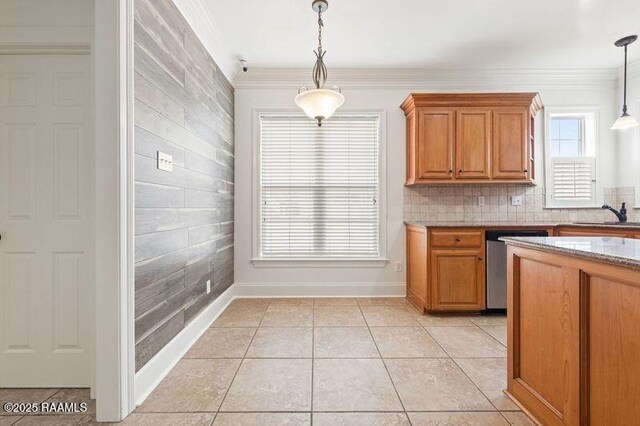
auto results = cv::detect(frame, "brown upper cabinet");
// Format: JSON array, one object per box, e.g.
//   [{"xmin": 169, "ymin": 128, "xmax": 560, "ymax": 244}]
[{"xmin": 401, "ymin": 93, "xmax": 544, "ymax": 185}]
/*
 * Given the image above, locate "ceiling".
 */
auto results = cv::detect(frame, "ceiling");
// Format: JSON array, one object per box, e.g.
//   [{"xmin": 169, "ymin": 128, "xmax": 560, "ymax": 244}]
[{"xmin": 201, "ymin": 0, "xmax": 640, "ymax": 70}]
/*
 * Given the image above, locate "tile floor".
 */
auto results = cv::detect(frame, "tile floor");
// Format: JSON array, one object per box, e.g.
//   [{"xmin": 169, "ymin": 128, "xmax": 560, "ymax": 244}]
[{"xmin": 0, "ymin": 297, "xmax": 536, "ymax": 425}]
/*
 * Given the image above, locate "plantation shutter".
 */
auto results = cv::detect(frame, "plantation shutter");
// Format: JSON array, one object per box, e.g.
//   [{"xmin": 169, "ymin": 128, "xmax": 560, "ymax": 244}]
[
  {"xmin": 551, "ymin": 157, "xmax": 596, "ymax": 206},
  {"xmin": 259, "ymin": 115, "xmax": 380, "ymax": 258}
]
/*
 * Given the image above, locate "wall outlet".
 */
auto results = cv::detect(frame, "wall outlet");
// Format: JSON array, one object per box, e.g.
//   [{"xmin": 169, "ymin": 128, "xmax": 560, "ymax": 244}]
[
  {"xmin": 206, "ymin": 279, "xmax": 211, "ymax": 294},
  {"xmin": 511, "ymin": 195, "xmax": 523, "ymax": 206},
  {"xmin": 157, "ymin": 151, "xmax": 173, "ymax": 172},
  {"xmin": 394, "ymin": 261, "xmax": 403, "ymax": 272},
  {"xmin": 478, "ymin": 196, "xmax": 485, "ymax": 206}
]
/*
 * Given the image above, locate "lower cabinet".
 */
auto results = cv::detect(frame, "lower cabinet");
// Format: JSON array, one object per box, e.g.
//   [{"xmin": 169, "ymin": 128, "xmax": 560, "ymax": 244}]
[
  {"xmin": 406, "ymin": 225, "xmax": 485, "ymax": 313},
  {"xmin": 430, "ymin": 249, "xmax": 485, "ymax": 311},
  {"xmin": 406, "ymin": 224, "xmax": 640, "ymax": 314}
]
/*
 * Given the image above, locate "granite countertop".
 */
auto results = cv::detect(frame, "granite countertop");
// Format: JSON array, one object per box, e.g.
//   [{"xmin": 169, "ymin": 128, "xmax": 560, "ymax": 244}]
[
  {"xmin": 404, "ymin": 221, "xmax": 640, "ymax": 229},
  {"xmin": 501, "ymin": 236, "xmax": 640, "ymax": 270}
]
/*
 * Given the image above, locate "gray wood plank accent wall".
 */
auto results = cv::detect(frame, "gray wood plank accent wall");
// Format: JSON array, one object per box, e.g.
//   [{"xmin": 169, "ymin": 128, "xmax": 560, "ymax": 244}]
[{"xmin": 134, "ymin": 0, "xmax": 234, "ymax": 371}]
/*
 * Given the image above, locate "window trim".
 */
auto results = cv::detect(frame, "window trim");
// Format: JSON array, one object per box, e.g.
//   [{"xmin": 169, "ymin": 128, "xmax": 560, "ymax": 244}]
[
  {"xmin": 544, "ymin": 106, "xmax": 602, "ymax": 208},
  {"xmin": 251, "ymin": 108, "xmax": 388, "ymax": 267}
]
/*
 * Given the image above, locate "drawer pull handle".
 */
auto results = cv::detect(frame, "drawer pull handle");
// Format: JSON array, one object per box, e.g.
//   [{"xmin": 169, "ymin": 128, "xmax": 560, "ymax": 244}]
[{"xmin": 455, "ymin": 237, "xmax": 461, "ymax": 242}]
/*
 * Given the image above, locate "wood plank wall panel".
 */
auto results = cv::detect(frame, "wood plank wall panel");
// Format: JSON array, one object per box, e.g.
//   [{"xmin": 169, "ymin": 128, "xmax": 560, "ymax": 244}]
[{"xmin": 134, "ymin": 0, "xmax": 234, "ymax": 371}]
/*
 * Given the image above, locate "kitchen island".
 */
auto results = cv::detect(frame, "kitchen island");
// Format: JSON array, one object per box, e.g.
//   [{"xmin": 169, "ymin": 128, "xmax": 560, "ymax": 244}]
[{"xmin": 501, "ymin": 236, "xmax": 640, "ymax": 425}]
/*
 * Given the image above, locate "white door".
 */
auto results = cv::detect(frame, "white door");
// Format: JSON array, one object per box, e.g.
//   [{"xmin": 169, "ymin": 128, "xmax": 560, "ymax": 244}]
[{"xmin": 0, "ymin": 55, "xmax": 92, "ymax": 387}]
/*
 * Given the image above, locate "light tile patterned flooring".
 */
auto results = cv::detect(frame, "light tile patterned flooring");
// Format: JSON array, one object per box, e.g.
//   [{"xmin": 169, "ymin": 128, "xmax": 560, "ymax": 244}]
[{"xmin": 0, "ymin": 297, "xmax": 536, "ymax": 425}]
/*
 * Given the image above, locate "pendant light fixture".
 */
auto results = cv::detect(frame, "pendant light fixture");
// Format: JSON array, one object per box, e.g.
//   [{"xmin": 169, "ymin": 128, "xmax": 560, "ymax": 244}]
[
  {"xmin": 295, "ymin": 0, "xmax": 344, "ymax": 126},
  {"xmin": 611, "ymin": 35, "xmax": 639, "ymax": 130}
]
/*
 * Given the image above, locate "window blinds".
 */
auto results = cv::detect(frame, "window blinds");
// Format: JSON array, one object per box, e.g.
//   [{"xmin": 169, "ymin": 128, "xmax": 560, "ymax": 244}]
[
  {"xmin": 551, "ymin": 157, "xmax": 596, "ymax": 205},
  {"xmin": 259, "ymin": 115, "xmax": 380, "ymax": 259}
]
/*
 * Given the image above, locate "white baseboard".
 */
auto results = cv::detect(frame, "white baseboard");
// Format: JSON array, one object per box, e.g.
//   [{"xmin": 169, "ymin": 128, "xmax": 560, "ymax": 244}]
[
  {"xmin": 233, "ymin": 281, "xmax": 405, "ymax": 297},
  {"xmin": 134, "ymin": 284, "xmax": 238, "ymax": 406},
  {"xmin": 133, "ymin": 280, "xmax": 405, "ymax": 406}
]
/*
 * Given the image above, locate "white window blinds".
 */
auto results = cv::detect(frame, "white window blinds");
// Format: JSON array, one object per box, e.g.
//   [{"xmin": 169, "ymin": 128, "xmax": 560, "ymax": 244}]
[
  {"xmin": 259, "ymin": 115, "xmax": 380, "ymax": 259},
  {"xmin": 551, "ymin": 157, "xmax": 596, "ymax": 206}
]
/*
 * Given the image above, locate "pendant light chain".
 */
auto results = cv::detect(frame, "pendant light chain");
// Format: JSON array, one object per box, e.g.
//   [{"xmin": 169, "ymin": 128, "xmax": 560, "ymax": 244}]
[{"xmin": 312, "ymin": 4, "xmax": 327, "ymax": 89}]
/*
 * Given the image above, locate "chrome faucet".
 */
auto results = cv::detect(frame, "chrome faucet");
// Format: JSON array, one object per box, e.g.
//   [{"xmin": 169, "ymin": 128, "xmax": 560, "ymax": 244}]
[{"xmin": 602, "ymin": 202, "xmax": 627, "ymax": 223}]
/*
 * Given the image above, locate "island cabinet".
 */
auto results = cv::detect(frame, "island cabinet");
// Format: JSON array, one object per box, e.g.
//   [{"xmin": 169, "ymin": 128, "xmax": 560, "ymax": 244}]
[
  {"xmin": 401, "ymin": 93, "xmax": 543, "ymax": 185},
  {"xmin": 505, "ymin": 243, "xmax": 640, "ymax": 425}
]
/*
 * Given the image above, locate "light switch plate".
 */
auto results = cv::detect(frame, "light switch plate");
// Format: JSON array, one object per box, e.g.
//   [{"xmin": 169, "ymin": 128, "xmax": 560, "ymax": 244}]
[
  {"xmin": 157, "ymin": 151, "xmax": 173, "ymax": 172},
  {"xmin": 511, "ymin": 195, "xmax": 523, "ymax": 206}
]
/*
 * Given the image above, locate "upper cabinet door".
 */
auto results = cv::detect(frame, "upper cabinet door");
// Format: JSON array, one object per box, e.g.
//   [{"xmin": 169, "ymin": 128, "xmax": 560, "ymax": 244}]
[
  {"xmin": 455, "ymin": 109, "xmax": 491, "ymax": 179},
  {"xmin": 492, "ymin": 108, "xmax": 528, "ymax": 179},
  {"xmin": 416, "ymin": 108, "xmax": 454, "ymax": 180}
]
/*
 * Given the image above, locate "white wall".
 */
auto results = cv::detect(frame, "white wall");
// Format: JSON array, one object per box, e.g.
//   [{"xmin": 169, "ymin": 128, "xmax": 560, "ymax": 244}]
[
  {"xmin": 0, "ymin": 0, "xmax": 93, "ymax": 28},
  {"xmin": 617, "ymin": 62, "xmax": 640, "ymax": 200},
  {"xmin": 234, "ymin": 75, "xmax": 619, "ymax": 291}
]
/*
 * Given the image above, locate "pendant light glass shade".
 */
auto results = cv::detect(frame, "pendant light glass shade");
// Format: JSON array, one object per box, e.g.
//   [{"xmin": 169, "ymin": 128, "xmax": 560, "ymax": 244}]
[
  {"xmin": 611, "ymin": 113, "xmax": 640, "ymax": 130},
  {"xmin": 295, "ymin": 88, "xmax": 345, "ymax": 125}
]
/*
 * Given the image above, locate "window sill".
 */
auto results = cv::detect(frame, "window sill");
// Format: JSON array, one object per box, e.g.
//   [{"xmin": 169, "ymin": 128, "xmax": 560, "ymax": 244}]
[{"xmin": 250, "ymin": 258, "xmax": 389, "ymax": 268}]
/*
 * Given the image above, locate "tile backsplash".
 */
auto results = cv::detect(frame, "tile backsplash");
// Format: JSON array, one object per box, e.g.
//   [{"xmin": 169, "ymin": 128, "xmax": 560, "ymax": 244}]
[{"xmin": 403, "ymin": 185, "xmax": 637, "ymax": 223}]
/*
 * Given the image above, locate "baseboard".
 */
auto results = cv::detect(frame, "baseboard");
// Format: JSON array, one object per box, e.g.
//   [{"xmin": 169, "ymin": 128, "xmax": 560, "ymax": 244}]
[
  {"xmin": 233, "ymin": 281, "xmax": 405, "ymax": 297},
  {"xmin": 134, "ymin": 284, "xmax": 239, "ymax": 406}
]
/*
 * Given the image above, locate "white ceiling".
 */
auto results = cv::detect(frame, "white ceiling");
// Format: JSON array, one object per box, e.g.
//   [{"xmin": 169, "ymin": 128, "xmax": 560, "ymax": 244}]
[{"xmin": 202, "ymin": 0, "xmax": 640, "ymax": 70}]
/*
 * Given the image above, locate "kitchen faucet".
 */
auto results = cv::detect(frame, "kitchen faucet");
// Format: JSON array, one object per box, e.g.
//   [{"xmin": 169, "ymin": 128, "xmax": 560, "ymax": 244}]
[{"xmin": 602, "ymin": 202, "xmax": 627, "ymax": 223}]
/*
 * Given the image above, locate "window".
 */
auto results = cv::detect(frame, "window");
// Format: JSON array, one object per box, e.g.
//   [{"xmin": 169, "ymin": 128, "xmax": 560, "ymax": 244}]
[
  {"xmin": 258, "ymin": 114, "xmax": 381, "ymax": 259},
  {"xmin": 545, "ymin": 110, "xmax": 598, "ymax": 207}
]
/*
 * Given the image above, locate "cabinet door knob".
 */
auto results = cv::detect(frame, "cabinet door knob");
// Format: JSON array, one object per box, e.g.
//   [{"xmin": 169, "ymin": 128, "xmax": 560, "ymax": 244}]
[
  {"xmin": 478, "ymin": 257, "xmax": 483, "ymax": 261},
  {"xmin": 524, "ymin": 169, "xmax": 528, "ymax": 173},
  {"xmin": 458, "ymin": 169, "xmax": 463, "ymax": 173},
  {"xmin": 449, "ymin": 169, "xmax": 453, "ymax": 173}
]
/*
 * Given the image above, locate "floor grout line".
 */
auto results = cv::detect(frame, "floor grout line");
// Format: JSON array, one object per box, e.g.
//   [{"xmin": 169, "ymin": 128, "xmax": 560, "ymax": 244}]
[
  {"xmin": 213, "ymin": 301, "xmax": 269, "ymax": 415},
  {"xmin": 357, "ymin": 300, "xmax": 413, "ymax": 426},
  {"xmin": 310, "ymin": 299, "xmax": 315, "ymax": 426}
]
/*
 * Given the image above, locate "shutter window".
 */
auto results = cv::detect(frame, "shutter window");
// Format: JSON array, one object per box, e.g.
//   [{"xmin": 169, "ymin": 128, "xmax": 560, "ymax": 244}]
[
  {"xmin": 259, "ymin": 115, "xmax": 380, "ymax": 259},
  {"xmin": 551, "ymin": 157, "xmax": 596, "ymax": 206}
]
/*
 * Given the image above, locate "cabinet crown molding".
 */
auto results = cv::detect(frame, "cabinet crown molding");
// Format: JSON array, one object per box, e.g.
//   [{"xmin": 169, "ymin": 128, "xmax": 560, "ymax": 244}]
[{"xmin": 400, "ymin": 92, "xmax": 543, "ymax": 115}]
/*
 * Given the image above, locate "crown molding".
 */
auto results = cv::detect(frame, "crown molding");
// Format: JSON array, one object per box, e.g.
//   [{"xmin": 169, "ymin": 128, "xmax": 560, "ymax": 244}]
[
  {"xmin": 172, "ymin": 0, "xmax": 237, "ymax": 84},
  {"xmin": 234, "ymin": 67, "xmax": 618, "ymax": 90}
]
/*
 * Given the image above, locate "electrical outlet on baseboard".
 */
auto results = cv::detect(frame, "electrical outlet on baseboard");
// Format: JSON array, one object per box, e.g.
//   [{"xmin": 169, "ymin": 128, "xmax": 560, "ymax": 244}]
[
  {"xmin": 206, "ymin": 279, "xmax": 211, "ymax": 294},
  {"xmin": 478, "ymin": 196, "xmax": 485, "ymax": 206}
]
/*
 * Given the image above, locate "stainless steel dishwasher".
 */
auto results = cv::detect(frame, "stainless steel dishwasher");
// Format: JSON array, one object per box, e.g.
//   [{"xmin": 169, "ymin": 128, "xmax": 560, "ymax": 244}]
[{"xmin": 485, "ymin": 230, "xmax": 548, "ymax": 310}]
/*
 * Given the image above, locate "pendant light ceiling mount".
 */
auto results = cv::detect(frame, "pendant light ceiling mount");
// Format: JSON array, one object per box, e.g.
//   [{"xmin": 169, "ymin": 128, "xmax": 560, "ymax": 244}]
[
  {"xmin": 614, "ymin": 34, "xmax": 637, "ymax": 48},
  {"xmin": 295, "ymin": 0, "xmax": 345, "ymax": 126},
  {"xmin": 312, "ymin": 0, "xmax": 329, "ymax": 13},
  {"xmin": 612, "ymin": 34, "xmax": 639, "ymax": 130}
]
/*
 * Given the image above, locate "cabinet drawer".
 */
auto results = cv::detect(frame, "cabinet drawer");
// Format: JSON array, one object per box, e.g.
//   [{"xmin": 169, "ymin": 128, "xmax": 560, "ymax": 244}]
[{"xmin": 429, "ymin": 230, "xmax": 483, "ymax": 247}]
